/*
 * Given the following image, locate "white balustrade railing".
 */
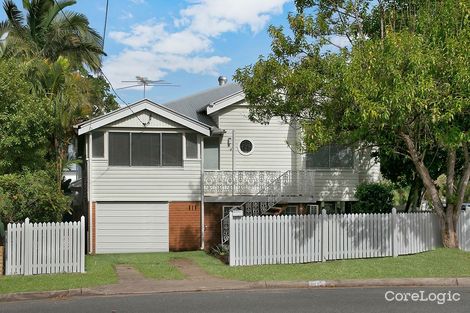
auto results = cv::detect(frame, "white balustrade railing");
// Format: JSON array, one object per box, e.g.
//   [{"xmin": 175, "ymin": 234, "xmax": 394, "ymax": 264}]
[{"xmin": 204, "ymin": 170, "xmax": 283, "ymax": 196}]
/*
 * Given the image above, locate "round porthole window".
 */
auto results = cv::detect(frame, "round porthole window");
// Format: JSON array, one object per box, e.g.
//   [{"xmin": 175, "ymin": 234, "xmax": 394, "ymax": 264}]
[{"xmin": 238, "ymin": 139, "xmax": 254, "ymax": 155}]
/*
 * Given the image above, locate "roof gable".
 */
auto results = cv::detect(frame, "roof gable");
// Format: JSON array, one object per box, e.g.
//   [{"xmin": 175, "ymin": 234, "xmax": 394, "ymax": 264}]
[
  {"xmin": 76, "ymin": 99, "xmax": 211, "ymax": 136},
  {"xmin": 162, "ymin": 83, "xmax": 243, "ymax": 124},
  {"xmin": 108, "ymin": 110, "xmax": 182, "ymax": 128},
  {"xmin": 206, "ymin": 90, "xmax": 245, "ymax": 115}
]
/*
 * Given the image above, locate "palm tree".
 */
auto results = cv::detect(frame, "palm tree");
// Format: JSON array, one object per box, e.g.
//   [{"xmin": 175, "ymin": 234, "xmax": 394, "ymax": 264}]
[
  {"xmin": 0, "ymin": 0, "xmax": 104, "ymax": 72},
  {"xmin": 27, "ymin": 56, "xmax": 93, "ymax": 187}
]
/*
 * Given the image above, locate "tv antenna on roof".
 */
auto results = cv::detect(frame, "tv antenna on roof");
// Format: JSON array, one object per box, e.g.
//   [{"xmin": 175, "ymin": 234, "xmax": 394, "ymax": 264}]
[{"xmin": 117, "ymin": 76, "xmax": 180, "ymax": 98}]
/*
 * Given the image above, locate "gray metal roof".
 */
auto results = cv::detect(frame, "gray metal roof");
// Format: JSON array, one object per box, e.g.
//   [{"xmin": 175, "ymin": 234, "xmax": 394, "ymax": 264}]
[{"xmin": 162, "ymin": 83, "xmax": 243, "ymax": 127}]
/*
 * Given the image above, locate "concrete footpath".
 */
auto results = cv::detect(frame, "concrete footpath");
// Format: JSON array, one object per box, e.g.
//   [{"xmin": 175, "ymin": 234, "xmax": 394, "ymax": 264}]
[{"xmin": 2, "ymin": 259, "xmax": 470, "ymax": 302}]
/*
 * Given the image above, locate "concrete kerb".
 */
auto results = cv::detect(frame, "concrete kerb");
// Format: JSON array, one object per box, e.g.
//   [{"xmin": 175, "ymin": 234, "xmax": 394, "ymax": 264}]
[
  {"xmin": 0, "ymin": 288, "xmax": 105, "ymax": 302},
  {"xmin": 1, "ymin": 277, "xmax": 470, "ymax": 302},
  {"xmin": 305, "ymin": 278, "xmax": 459, "ymax": 288}
]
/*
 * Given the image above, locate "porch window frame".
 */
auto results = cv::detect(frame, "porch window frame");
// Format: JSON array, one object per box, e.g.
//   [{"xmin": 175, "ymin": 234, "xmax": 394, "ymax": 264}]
[
  {"xmin": 306, "ymin": 144, "xmax": 354, "ymax": 169},
  {"xmin": 283, "ymin": 205, "xmax": 298, "ymax": 216},
  {"xmin": 91, "ymin": 131, "xmax": 105, "ymax": 159},
  {"xmin": 184, "ymin": 132, "xmax": 200, "ymax": 160},
  {"xmin": 107, "ymin": 130, "xmax": 184, "ymax": 168}
]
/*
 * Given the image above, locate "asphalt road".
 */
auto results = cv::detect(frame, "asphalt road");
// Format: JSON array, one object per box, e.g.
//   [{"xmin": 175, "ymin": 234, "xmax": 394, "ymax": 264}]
[{"xmin": 1, "ymin": 287, "xmax": 470, "ymax": 313}]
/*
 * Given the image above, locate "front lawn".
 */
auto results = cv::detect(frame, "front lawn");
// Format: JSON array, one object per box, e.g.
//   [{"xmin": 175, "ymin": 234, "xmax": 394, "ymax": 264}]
[
  {"xmin": 188, "ymin": 248, "xmax": 470, "ymax": 281},
  {"xmin": 1, "ymin": 248, "xmax": 469, "ymax": 294},
  {"xmin": 94, "ymin": 252, "xmax": 194, "ymax": 280},
  {"xmin": 0, "ymin": 252, "xmax": 194, "ymax": 294},
  {"xmin": 0, "ymin": 254, "xmax": 117, "ymax": 294}
]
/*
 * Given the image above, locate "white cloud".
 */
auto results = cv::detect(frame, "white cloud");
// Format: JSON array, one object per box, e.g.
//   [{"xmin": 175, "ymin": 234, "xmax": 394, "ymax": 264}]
[
  {"xmin": 179, "ymin": 0, "xmax": 288, "ymax": 36},
  {"xmin": 119, "ymin": 11, "xmax": 134, "ymax": 20},
  {"xmin": 105, "ymin": 0, "xmax": 289, "ymax": 89},
  {"xmin": 109, "ymin": 24, "xmax": 210, "ymax": 55},
  {"xmin": 109, "ymin": 22, "xmax": 166, "ymax": 48},
  {"xmin": 152, "ymin": 30, "xmax": 212, "ymax": 55}
]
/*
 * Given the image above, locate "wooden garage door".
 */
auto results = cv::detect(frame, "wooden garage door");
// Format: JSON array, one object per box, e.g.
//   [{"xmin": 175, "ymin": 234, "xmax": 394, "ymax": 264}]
[{"xmin": 96, "ymin": 202, "xmax": 169, "ymax": 253}]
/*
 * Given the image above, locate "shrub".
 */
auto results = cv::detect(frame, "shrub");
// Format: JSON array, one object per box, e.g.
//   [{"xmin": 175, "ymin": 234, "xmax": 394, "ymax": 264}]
[
  {"xmin": 210, "ymin": 244, "xmax": 230, "ymax": 256},
  {"xmin": 0, "ymin": 59, "xmax": 53, "ymax": 174},
  {"xmin": 0, "ymin": 171, "xmax": 71, "ymax": 223},
  {"xmin": 352, "ymin": 182, "xmax": 394, "ymax": 214}
]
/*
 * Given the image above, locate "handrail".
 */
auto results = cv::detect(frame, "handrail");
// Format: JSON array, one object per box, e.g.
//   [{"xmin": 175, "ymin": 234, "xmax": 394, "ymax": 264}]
[
  {"xmin": 220, "ymin": 170, "xmax": 292, "ymax": 244},
  {"xmin": 220, "ymin": 170, "xmax": 318, "ymax": 244}
]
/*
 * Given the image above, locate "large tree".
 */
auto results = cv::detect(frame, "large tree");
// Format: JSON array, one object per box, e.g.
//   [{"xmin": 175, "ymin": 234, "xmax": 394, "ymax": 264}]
[
  {"xmin": 0, "ymin": 0, "xmax": 104, "ymax": 72},
  {"xmin": 27, "ymin": 56, "xmax": 118, "ymax": 187},
  {"xmin": 0, "ymin": 0, "xmax": 117, "ymax": 187},
  {"xmin": 0, "ymin": 58, "xmax": 52, "ymax": 174},
  {"xmin": 235, "ymin": 0, "xmax": 470, "ymax": 247}
]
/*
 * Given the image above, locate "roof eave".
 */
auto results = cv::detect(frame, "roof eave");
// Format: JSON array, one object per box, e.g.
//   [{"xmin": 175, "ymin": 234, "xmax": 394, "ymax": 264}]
[
  {"xmin": 206, "ymin": 91, "xmax": 245, "ymax": 115},
  {"xmin": 76, "ymin": 99, "xmax": 211, "ymax": 136}
]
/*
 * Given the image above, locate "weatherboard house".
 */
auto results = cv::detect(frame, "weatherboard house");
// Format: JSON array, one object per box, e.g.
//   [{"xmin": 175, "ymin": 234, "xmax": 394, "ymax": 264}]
[{"xmin": 75, "ymin": 80, "xmax": 380, "ymax": 254}]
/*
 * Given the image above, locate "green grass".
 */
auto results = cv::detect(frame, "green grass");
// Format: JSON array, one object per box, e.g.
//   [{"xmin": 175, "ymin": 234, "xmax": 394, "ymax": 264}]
[
  {"xmin": 0, "ymin": 254, "xmax": 117, "ymax": 294},
  {"xmin": 93, "ymin": 252, "xmax": 197, "ymax": 280},
  {"xmin": 187, "ymin": 248, "xmax": 470, "ymax": 281},
  {"xmin": 0, "ymin": 252, "xmax": 195, "ymax": 294},
  {"xmin": 1, "ymin": 249, "xmax": 470, "ymax": 294}
]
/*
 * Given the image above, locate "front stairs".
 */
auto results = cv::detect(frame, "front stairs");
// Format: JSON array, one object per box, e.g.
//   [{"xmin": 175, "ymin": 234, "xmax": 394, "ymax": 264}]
[{"xmin": 221, "ymin": 170, "xmax": 315, "ymax": 244}]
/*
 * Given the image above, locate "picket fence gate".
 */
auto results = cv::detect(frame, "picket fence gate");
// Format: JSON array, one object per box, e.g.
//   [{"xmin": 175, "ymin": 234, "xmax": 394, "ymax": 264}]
[
  {"xmin": 229, "ymin": 209, "xmax": 442, "ymax": 266},
  {"xmin": 458, "ymin": 210, "xmax": 470, "ymax": 252},
  {"xmin": 5, "ymin": 217, "xmax": 85, "ymax": 275}
]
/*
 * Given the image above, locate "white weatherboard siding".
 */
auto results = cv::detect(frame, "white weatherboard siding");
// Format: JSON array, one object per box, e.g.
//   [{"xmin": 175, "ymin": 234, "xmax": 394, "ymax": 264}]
[
  {"xmin": 108, "ymin": 110, "xmax": 181, "ymax": 128},
  {"xmin": 215, "ymin": 104, "xmax": 297, "ymax": 171},
  {"xmin": 91, "ymin": 160, "xmax": 201, "ymax": 201},
  {"xmin": 296, "ymin": 146, "xmax": 380, "ymax": 201},
  {"xmin": 314, "ymin": 169, "xmax": 359, "ymax": 201},
  {"xmin": 355, "ymin": 146, "xmax": 381, "ymax": 183},
  {"xmin": 95, "ymin": 202, "xmax": 169, "ymax": 253},
  {"xmin": 213, "ymin": 104, "xmax": 376, "ymax": 201}
]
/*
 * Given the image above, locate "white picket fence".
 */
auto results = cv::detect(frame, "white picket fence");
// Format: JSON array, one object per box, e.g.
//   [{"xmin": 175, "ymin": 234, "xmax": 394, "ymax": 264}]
[
  {"xmin": 5, "ymin": 217, "xmax": 85, "ymax": 275},
  {"xmin": 458, "ymin": 210, "xmax": 470, "ymax": 251},
  {"xmin": 229, "ymin": 209, "xmax": 442, "ymax": 266}
]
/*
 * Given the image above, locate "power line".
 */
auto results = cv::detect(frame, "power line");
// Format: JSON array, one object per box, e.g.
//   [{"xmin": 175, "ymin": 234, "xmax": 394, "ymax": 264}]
[
  {"xmin": 53, "ymin": 0, "xmax": 148, "ymax": 127},
  {"xmin": 102, "ymin": 0, "xmax": 109, "ymax": 49}
]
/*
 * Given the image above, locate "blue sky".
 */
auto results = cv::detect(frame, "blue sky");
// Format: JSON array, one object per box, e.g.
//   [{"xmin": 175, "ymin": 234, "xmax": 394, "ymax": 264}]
[{"xmin": 1, "ymin": 0, "xmax": 296, "ymax": 104}]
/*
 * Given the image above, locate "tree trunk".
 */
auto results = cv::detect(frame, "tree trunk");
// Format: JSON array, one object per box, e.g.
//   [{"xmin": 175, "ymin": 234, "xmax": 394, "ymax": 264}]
[
  {"xmin": 405, "ymin": 175, "xmax": 421, "ymax": 212},
  {"xmin": 399, "ymin": 132, "xmax": 464, "ymax": 248},
  {"xmin": 439, "ymin": 206, "xmax": 459, "ymax": 248}
]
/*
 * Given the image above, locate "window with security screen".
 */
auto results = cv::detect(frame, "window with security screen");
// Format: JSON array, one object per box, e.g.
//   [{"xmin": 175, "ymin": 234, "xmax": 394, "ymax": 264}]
[
  {"xmin": 92, "ymin": 132, "xmax": 104, "ymax": 158},
  {"xmin": 185, "ymin": 133, "xmax": 198, "ymax": 159},
  {"xmin": 162, "ymin": 133, "xmax": 183, "ymax": 166},
  {"xmin": 108, "ymin": 132, "xmax": 130, "ymax": 166},
  {"xmin": 108, "ymin": 132, "xmax": 183, "ymax": 167},
  {"xmin": 131, "ymin": 133, "xmax": 160, "ymax": 166},
  {"xmin": 306, "ymin": 145, "xmax": 330, "ymax": 168},
  {"xmin": 306, "ymin": 144, "xmax": 354, "ymax": 169}
]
